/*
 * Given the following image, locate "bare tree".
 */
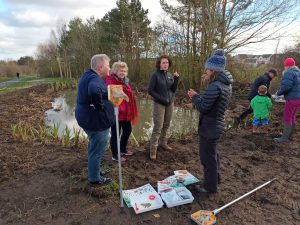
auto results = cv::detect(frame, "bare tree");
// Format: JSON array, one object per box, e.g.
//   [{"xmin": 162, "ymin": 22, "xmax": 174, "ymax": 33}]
[
  {"xmin": 35, "ymin": 37, "xmax": 59, "ymax": 77},
  {"xmin": 158, "ymin": 0, "xmax": 299, "ymax": 86}
]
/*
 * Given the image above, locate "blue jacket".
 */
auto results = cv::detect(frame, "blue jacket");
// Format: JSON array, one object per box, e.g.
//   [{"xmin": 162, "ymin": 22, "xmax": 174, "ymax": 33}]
[
  {"xmin": 277, "ymin": 67, "xmax": 300, "ymax": 100},
  {"xmin": 192, "ymin": 71, "xmax": 233, "ymax": 139},
  {"xmin": 75, "ymin": 69, "xmax": 115, "ymax": 131}
]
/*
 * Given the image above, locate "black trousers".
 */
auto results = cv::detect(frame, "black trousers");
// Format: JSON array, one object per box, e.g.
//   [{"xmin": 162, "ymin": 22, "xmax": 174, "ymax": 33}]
[
  {"xmin": 239, "ymin": 101, "xmax": 253, "ymax": 121},
  {"xmin": 199, "ymin": 136, "xmax": 220, "ymax": 193},
  {"xmin": 110, "ymin": 121, "xmax": 132, "ymax": 158}
]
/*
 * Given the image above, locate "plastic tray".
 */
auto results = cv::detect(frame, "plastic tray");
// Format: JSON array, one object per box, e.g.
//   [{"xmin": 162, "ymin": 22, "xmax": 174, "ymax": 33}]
[{"xmin": 160, "ymin": 187, "xmax": 194, "ymax": 208}]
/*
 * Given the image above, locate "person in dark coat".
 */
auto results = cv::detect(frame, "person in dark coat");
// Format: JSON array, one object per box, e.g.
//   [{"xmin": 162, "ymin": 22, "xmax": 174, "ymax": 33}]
[
  {"xmin": 237, "ymin": 69, "xmax": 277, "ymax": 124},
  {"xmin": 274, "ymin": 58, "xmax": 300, "ymax": 142},
  {"xmin": 148, "ymin": 55, "xmax": 180, "ymax": 160},
  {"xmin": 75, "ymin": 54, "xmax": 115, "ymax": 186},
  {"xmin": 188, "ymin": 49, "xmax": 233, "ymax": 193}
]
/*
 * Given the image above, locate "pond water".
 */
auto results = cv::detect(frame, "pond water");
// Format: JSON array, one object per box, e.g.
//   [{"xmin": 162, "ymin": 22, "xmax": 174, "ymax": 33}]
[{"xmin": 45, "ymin": 90, "xmax": 199, "ymax": 141}]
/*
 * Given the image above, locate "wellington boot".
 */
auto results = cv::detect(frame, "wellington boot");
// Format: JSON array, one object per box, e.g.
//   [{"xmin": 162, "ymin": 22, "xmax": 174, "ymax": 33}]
[
  {"xmin": 158, "ymin": 144, "xmax": 172, "ymax": 151},
  {"xmin": 150, "ymin": 151, "xmax": 157, "ymax": 160},
  {"xmin": 289, "ymin": 124, "xmax": 296, "ymax": 140},
  {"xmin": 252, "ymin": 125, "xmax": 259, "ymax": 134},
  {"xmin": 274, "ymin": 124, "xmax": 293, "ymax": 143},
  {"xmin": 262, "ymin": 125, "xmax": 269, "ymax": 134}
]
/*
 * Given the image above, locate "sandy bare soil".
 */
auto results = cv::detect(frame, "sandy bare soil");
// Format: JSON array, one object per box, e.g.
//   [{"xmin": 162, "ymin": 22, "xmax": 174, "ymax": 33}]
[{"xmin": 0, "ymin": 85, "xmax": 299, "ymax": 225}]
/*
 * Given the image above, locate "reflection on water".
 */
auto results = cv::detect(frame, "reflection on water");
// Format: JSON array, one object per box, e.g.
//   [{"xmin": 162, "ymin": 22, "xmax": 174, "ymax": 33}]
[
  {"xmin": 45, "ymin": 93, "xmax": 83, "ymax": 138},
  {"xmin": 45, "ymin": 90, "xmax": 199, "ymax": 141}
]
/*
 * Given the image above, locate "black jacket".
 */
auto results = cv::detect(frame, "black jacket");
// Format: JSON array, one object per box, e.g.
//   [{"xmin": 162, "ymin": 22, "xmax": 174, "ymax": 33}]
[
  {"xmin": 192, "ymin": 71, "xmax": 233, "ymax": 139},
  {"xmin": 248, "ymin": 73, "xmax": 272, "ymax": 101},
  {"xmin": 148, "ymin": 70, "xmax": 179, "ymax": 106}
]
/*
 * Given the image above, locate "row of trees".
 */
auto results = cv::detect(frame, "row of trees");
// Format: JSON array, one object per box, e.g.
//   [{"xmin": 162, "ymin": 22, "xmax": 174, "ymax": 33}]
[
  {"xmin": 36, "ymin": 0, "xmax": 152, "ymax": 82},
  {"xmin": 0, "ymin": 56, "xmax": 36, "ymax": 77},
  {"xmin": 35, "ymin": 0, "xmax": 299, "ymax": 86}
]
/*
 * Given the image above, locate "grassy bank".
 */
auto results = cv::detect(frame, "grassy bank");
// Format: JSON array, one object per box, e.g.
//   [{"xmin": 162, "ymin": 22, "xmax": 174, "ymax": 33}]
[
  {"xmin": 0, "ymin": 75, "xmax": 65, "ymax": 95},
  {"xmin": 0, "ymin": 77, "xmax": 13, "ymax": 83}
]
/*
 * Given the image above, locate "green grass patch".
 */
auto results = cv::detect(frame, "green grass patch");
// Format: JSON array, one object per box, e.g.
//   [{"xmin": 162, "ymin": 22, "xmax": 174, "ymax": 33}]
[
  {"xmin": 98, "ymin": 180, "xmax": 120, "ymax": 197},
  {"xmin": 0, "ymin": 75, "xmax": 65, "ymax": 95},
  {"xmin": 0, "ymin": 77, "xmax": 13, "ymax": 82}
]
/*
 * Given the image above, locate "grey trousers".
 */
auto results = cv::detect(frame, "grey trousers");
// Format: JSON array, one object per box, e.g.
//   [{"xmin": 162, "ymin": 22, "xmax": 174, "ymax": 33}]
[{"xmin": 150, "ymin": 101, "xmax": 174, "ymax": 152}]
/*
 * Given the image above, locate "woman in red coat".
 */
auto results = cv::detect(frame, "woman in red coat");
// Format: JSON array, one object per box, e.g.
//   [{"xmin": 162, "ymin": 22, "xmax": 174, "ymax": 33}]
[{"xmin": 106, "ymin": 61, "xmax": 138, "ymax": 162}]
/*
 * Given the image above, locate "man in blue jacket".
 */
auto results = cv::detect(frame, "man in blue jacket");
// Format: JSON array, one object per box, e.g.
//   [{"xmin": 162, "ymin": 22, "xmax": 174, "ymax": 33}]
[{"xmin": 75, "ymin": 54, "xmax": 115, "ymax": 185}]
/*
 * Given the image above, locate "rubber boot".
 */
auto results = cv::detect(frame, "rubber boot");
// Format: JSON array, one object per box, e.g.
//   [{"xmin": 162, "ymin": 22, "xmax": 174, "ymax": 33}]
[
  {"xmin": 274, "ymin": 124, "xmax": 293, "ymax": 142},
  {"xmin": 262, "ymin": 125, "xmax": 269, "ymax": 134},
  {"xmin": 150, "ymin": 150, "xmax": 157, "ymax": 160},
  {"xmin": 252, "ymin": 125, "xmax": 259, "ymax": 134},
  {"xmin": 158, "ymin": 144, "xmax": 172, "ymax": 151},
  {"xmin": 289, "ymin": 124, "xmax": 296, "ymax": 140}
]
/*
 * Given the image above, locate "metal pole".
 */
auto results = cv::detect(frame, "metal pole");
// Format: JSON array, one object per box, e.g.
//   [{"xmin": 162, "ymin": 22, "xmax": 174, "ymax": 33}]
[
  {"xmin": 114, "ymin": 106, "xmax": 124, "ymax": 207},
  {"xmin": 213, "ymin": 178, "xmax": 277, "ymax": 215}
]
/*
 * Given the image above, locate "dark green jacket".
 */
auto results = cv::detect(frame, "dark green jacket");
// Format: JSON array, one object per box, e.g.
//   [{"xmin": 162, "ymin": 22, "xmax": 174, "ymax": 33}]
[{"xmin": 148, "ymin": 70, "xmax": 179, "ymax": 106}]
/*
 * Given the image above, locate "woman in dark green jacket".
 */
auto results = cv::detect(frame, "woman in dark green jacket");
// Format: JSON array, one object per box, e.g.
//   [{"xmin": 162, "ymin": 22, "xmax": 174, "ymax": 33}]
[{"xmin": 148, "ymin": 55, "xmax": 179, "ymax": 160}]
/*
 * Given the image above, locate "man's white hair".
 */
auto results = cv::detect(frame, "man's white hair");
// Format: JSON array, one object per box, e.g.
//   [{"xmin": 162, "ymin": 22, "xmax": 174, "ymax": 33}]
[{"xmin": 90, "ymin": 54, "xmax": 110, "ymax": 70}]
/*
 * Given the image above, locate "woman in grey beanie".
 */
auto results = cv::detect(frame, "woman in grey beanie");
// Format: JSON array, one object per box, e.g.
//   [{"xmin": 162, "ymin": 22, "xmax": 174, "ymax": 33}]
[{"xmin": 188, "ymin": 49, "xmax": 233, "ymax": 193}]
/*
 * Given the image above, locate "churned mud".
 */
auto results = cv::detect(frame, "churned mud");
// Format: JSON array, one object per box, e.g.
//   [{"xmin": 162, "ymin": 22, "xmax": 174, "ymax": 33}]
[{"xmin": 0, "ymin": 85, "xmax": 299, "ymax": 225}]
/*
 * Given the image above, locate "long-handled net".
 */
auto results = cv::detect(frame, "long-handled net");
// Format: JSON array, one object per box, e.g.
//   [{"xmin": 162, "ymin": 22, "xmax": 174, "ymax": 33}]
[
  {"xmin": 191, "ymin": 178, "xmax": 277, "ymax": 225},
  {"xmin": 108, "ymin": 85, "xmax": 129, "ymax": 208}
]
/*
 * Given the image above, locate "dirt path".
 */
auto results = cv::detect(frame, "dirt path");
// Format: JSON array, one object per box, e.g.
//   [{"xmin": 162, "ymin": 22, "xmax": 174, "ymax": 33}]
[{"xmin": 0, "ymin": 85, "xmax": 299, "ymax": 225}]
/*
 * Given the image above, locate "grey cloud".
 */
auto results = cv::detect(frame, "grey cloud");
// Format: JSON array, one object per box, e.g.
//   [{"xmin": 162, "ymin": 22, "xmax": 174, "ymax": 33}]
[
  {"xmin": 0, "ymin": 0, "xmax": 116, "ymax": 60},
  {"xmin": 0, "ymin": 26, "xmax": 52, "ymax": 59},
  {"xmin": 1, "ymin": 0, "xmax": 112, "ymax": 28},
  {"xmin": 4, "ymin": 0, "xmax": 111, "ymax": 10},
  {"xmin": 1, "ymin": 10, "xmax": 55, "ymax": 28}
]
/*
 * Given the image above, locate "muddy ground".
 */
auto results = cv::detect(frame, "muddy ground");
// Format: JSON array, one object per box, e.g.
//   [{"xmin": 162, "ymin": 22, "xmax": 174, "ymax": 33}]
[{"xmin": 0, "ymin": 85, "xmax": 299, "ymax": 225}]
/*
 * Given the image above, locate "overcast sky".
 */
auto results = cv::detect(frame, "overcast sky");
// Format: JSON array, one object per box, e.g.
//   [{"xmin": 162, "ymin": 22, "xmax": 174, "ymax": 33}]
[{"xmin": 0, "ymin": 0, "xmax": 299, "ymax": 60}]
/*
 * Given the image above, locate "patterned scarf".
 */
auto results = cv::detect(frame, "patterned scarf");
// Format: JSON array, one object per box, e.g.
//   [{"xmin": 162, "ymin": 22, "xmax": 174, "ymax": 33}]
[{"xmin": 113, "ymin": 74, "xmax": 138, "ymax": 125}]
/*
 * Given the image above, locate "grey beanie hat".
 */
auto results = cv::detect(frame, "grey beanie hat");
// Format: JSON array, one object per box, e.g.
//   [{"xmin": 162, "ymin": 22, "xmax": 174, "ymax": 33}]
[{"xmin": 205, "ymin": 49, "xmax": 226, "ymax": 72}]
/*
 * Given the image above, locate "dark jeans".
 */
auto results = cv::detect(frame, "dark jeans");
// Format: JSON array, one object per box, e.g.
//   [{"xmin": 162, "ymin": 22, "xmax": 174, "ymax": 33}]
[
  {"xmin": 110, "ymin": 120, "xmax": 132, "ymax": 158},
  {"xmin": 199, "ymin": 136, "xmax": 220, "ymax": 193}
]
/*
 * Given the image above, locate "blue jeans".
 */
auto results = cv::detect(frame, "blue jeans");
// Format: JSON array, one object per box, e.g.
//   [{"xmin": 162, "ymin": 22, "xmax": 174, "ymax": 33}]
[{"xmin": 84, "ymin": 128, "xmax": 109, "ymax": 182}]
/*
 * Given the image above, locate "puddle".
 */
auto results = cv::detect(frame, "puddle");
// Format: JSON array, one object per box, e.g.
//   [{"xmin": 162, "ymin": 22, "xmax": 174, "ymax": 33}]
[{"xmin": 45, "ymin": 90, "xmax": 199, "ymax": 141}]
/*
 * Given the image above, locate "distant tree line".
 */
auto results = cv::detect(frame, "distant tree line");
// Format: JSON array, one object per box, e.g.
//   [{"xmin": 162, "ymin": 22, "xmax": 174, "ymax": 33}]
[
  {"xmin": 0, "ymin": 56, "xmax": 36, "ymax": 77},
  {"xmin": 36, "ymin": 0, "xmax": 152, "ymax": 84}
]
